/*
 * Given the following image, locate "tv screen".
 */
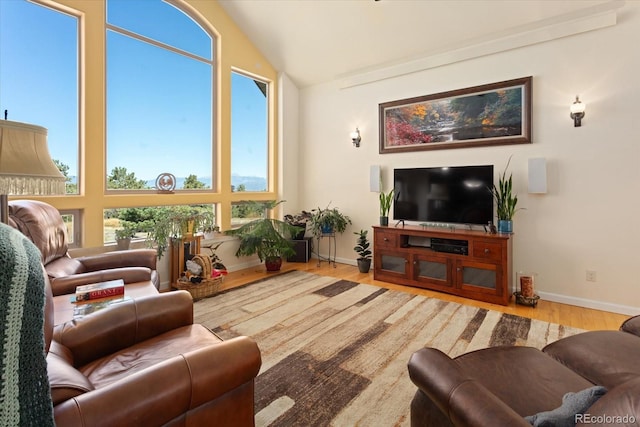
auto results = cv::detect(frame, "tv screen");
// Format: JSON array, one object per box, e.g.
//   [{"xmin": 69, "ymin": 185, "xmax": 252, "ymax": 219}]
[{"xmin": 393, "ymin": 165, "xmax": 494, "ymax": 226}]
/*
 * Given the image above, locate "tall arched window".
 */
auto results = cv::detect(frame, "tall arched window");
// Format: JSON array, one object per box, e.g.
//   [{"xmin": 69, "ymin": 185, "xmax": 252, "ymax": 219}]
[
  {"xmin": 0, "ymin": 0, "xmax": 79, "ymax": 195},
  {"xmin": 106, "ymin": 0, "xmax": 214, "ymax": 191}
]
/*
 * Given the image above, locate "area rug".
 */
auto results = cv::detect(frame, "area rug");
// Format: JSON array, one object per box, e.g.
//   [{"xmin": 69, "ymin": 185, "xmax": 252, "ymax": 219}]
[{"xmin": 193, "ymin": 270, "xmax": 584, "ymax": 427}]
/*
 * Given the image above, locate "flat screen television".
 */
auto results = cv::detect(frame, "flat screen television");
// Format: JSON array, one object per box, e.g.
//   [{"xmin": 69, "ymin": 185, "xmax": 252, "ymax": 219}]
[{"xmin": 393, "ymin": 165, "xmax": 494, "ymax": 226}]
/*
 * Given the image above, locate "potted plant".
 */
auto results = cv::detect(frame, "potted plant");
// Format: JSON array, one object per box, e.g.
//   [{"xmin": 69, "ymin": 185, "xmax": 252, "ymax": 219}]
[
  {"xmin": 225, "ymin": 201, "xmax": 303, "ymax": 272},
  {"xmin": 284, "ymin": 210, "xmax": 311, "ymax": 240},
  {"xmin": 309, "ymin": 204, "xmax": 352, "ymax": 237},
  {"xmin": 489, "ymin": 157, "xmax": 521, "ymax": 233},
  {"xmin": 145, "ymin": 206, "xmax": 207, "ymax": 258},
  {"xmin": 353, "ymin": 229, "xmax": 372, "ymax": 273},
  {"xmin": 115, "ymin": 221, "xmax": 137, "ymax": 250},
  {"xmin": 200, "ymin": 210, "xmax": 219, "ymax": 239},
  {"xmin": 379, "ymin": 189, "xmax": 394, "ymax": 226}
]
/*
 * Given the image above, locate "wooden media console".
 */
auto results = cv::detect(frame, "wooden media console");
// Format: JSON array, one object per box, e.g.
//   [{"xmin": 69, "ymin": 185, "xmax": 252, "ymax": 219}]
[{"xmin": 373, "ymin": 225, "xmax": 512, "ymax": 305}]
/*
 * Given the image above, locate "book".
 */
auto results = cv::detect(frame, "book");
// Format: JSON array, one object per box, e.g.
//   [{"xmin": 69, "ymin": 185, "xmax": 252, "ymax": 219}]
[
  {"xmin": 73, "ymin": 296, "xmax": 131, "ymax": 318},
  {"xmin": 75, "ymin": 279, "xmax": 125, "ymax": 302}
]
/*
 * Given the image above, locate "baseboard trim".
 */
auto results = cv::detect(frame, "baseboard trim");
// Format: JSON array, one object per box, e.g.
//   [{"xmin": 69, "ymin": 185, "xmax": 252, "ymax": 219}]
[
  {"xmin": 335, "ymin": 257, "xmax": 639, "ymax": 316},
  {"xmin": 537, "ymin": 291, "xmax": 640, "ymax": 316}
]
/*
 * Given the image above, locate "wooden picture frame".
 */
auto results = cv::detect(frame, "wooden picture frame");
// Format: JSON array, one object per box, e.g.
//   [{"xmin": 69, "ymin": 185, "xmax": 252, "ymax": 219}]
[{"xmin": 379, "ymin": 76, "xmax": 532, "ymax": 153}]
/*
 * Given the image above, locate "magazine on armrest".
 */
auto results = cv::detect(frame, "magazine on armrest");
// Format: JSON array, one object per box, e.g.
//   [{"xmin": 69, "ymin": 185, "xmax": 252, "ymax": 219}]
[{"xmin": 72, "ymin": 295, "xmax": 131, "ymax": 317}]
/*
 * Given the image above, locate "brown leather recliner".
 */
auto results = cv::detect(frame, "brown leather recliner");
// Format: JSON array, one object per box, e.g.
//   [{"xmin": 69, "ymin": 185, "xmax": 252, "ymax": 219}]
[
  {"xmin": 8, "ymin": 199, "xmax": 160, "ymax": 293},
  {"xmin": 408, "ymin": 316, "xmax": 640, "ymax": 426},
  {"xmin": 43, "ymin": 271, "xmax": 262, "ymax": 425}
]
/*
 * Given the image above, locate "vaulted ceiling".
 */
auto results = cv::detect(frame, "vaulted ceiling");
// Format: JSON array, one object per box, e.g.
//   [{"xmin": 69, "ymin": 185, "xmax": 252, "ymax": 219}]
[{"xmin": 218, "ymin": 0, "xmax": 616, "ymax": 87}]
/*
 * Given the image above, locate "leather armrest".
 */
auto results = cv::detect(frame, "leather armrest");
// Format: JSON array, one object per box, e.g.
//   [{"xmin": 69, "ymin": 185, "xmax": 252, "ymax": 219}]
[
  {"xmin": 49, "ymin": 267, "xmax": 152, "ymax": 296},
  {"xmin": 53, "ymin": 291, "xmax": 194, "ymax": 366},
  {"xmin": 408, "ymin": 348, "xmax": 529, "ymax": 426},
  {"xmin": 620, "ymin": 315, "xmax": 640, "ymax": 336},
  {"xmin": 53, "ymin": 337, "xmax": 262, "ymax": 426},
  {"xmin": 76, "ymin": 249, "xmax": 157, "ymax": 271}
]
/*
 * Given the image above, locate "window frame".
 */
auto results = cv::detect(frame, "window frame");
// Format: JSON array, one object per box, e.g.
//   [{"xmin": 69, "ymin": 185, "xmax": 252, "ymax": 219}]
[
  {"xmin": 6, "ymin": 0, "xmax": 279, "ymax": 249},
  {"xmin": 104, "ymin": 1, "xmax": 216, "ymax": 195}
]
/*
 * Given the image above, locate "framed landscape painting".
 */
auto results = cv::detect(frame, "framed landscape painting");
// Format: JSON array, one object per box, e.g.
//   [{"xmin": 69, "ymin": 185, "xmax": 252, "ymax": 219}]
[{"xmin": 379, "ymin": 76, "xmax": 532, "ymax": 153}]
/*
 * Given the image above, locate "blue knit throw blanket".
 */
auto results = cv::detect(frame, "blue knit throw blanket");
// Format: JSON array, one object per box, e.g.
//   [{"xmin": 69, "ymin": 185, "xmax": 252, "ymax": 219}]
[{"xmin": 0, "ymin": 223, "xmax": 54, "ymax": 426}]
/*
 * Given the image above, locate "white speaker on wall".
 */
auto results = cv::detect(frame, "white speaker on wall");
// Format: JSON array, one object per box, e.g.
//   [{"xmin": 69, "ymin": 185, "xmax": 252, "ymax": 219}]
[
  {"xmin": 528, "ymin": 158, "xmax": 547, "ymax": 194},
  {"xmin": 370, "ymin": 165, "xmax": 381, "ymax": 192}
]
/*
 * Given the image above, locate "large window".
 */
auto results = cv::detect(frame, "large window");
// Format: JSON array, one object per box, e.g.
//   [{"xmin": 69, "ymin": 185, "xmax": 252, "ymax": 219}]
[
  {"xmin": 231, "ymin": 71, "xmax": 268, "ymax": 193},
  {"xmin": 106, "ymin": 0, "xmax": 213, "ymax": 191},
  {"xmin": 0, "ymin": 0, "xmax": 79, "ymax": 194},
  {"xmin": 2, "ymin": 0, "xmax": 276, "ymax": 249}
]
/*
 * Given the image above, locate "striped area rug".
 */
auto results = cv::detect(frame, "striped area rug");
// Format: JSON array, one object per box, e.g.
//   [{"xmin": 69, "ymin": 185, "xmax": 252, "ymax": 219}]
[{"xmin": 193, "ymin": 270, "xmax": 584, "ymax": 427}]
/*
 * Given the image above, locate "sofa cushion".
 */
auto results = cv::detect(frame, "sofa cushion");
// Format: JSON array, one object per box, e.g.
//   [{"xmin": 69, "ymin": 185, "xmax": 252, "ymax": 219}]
[
  {"xmin": 79, "ymin": 324, "xmax": 223, "ymax": 389},
  {"xmin": 46, "ymin": 256, "xmax": 86, "ymax": 279},
  {"xmin": 524, "ymin": 386, "xmax": 606, "ymax": 427},
  {"xmin": 47, "ymin": 352, "xmax": 95, "ymax": 405},
  {"xmin": 455, "ymin": 346, "xmax": 594, "ymax": 417},
  {"xmin": 543, "ymin": 330, "xmax": 640, "ymax": 389}
]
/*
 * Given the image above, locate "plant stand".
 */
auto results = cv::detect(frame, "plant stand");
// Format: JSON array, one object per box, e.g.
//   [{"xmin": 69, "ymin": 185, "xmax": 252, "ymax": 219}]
[
  {"xmin": 170, "ymin": 235, "xmax": 202, "ymax": 289},
  {"xmin": 316, "ymin": 233, "xmax": 336, "ymax": 268}
]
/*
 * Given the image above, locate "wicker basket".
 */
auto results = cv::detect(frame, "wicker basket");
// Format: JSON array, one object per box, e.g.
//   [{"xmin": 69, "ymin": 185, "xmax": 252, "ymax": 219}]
[{"xmin": 175, "ymin": 254, "xmax": 223, "ymax": 300}]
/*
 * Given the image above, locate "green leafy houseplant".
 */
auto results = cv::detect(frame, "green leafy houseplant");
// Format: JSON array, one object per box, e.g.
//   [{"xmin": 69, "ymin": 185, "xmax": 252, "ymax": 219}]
[
  {"xmin": 379, "ymin": 189, "xmax": 394, "ymax": 226},
  {"xmin": 489, "ymin": 157, "xmax": 521, "ymax": 232},
  {"xmin": 115, "ymin": 221, "xmax": 137, "ymax": 240},
  {"xmin": 353, "ymin": 229, "xmax": 372, "ymax": 273},
  {"xmin": 115, "ymin": 220, "xmax": 137, "ymax": 250},
  {"xmin": 200, "ymin": 210, "xmax": 219, "ymax": 236},
  {"xmin": 309, "ymin": 204, "xmax": 352, "ymax": 237},
  {"xmin": 224, "ymin": 201, "xmax": 303, "ymax": 271},
  {"xmin": 145, "ymin": 207, "xmax": 210, "ymax": 259}
]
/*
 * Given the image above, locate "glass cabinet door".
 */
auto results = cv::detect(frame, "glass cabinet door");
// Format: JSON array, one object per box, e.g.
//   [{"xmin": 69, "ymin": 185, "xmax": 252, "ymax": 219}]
[
  {"xmin": 414, "ymin": 254, "xmax": 452, "ymax": 287},
  {"xmin": 457, "ymin": 260, "xmax": 501, "ymax": 295},
  {"xmin": 379, "ymin": 253, "xmax": 408, "ymax": 275}
]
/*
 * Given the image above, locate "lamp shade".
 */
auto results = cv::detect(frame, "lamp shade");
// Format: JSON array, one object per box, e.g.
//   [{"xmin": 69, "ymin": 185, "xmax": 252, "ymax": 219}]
[
  {"xmin": 0, "ymin": 120, "xmax": 66, "ymax": 195},
  {"xmin": 570, "ymin": 97, "xmax": 585, "ymax": 114}
]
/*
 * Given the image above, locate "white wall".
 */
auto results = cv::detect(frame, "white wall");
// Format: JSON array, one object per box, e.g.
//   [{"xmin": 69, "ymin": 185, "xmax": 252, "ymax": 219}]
[{"xmin": 291, "ymin": 2, "xmax": 640, "ymax": 315}]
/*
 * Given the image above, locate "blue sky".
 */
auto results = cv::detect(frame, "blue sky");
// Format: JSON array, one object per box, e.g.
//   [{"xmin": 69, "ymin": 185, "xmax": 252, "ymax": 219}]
[{"xmin": 0, "ymin": 0, "xmax": 267, "ymax": 182}]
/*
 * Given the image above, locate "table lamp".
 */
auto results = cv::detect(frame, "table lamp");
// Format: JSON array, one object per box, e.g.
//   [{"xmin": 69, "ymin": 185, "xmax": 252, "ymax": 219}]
[{"xmin": 0, "ymin": 120, "xmax": 66, "ymax": 224}]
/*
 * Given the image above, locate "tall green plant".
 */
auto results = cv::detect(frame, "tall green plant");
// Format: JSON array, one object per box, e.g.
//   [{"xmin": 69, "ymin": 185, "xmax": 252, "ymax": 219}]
[
  {"xmin": 379, "ymin": 189, "xmax": 394, "ymax": 217},
  {"xmin": 489, "ymin": 157, "xmax": 520, "ymax": 221},
  {"xmin": 224, "ymin": 201, "xmax": 301, "ymax": 262}
]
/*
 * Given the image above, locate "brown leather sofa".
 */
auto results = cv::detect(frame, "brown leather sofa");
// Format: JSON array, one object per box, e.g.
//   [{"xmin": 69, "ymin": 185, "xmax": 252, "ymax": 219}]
[
  {"xmin": 8, "ymin": 199, "xmax": 160, "ymax": 293},
  {"xmin": 408, "ymin": 315, "xmax": 640, "ymax": 426},
  {"xmin": 43, "ymin": 273, "xmax": 262, "ymax": 425}
]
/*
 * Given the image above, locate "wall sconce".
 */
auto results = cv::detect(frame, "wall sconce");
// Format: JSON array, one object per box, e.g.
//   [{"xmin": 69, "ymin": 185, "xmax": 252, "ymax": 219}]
[
  {"xmin": 350, "ymin": 128, "xmax": 361, "ymax": 147},
  {"xmin": 570, "ymin": 96, "xmax": 586, "ymax": 127}
]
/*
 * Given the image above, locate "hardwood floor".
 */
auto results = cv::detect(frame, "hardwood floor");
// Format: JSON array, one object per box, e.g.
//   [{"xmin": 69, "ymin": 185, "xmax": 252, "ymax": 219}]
[{"xmin": 218, "ymin": 260, "xmax": 630, "ymax": 331}]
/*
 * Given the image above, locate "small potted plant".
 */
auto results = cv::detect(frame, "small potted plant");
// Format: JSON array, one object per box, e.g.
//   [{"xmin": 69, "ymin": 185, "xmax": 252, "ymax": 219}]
[
  {"xmin": 115, "ymin": 221, "xmax": 137, "ymax": 250},
  {"xmin": 200, "ymin": 210, "xmax": 219, "ymax": 239},
  {"xmin": 353, "ymin": 229, "xmax": 372, "ymax": 273},
  {"xmin": 489, "ymin": 156, "xmax": 521, "ymax": 233},
  {"xmin": 379, "ymin": 189, "xmax": 394, "ymax": 226},
  {"xmin": 225, "ymin": 201, "xmax": 303, "ymax": 272},
  {"xmin": 309, "ymin": 204, "xmax": 352, "ymax": 237}
]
